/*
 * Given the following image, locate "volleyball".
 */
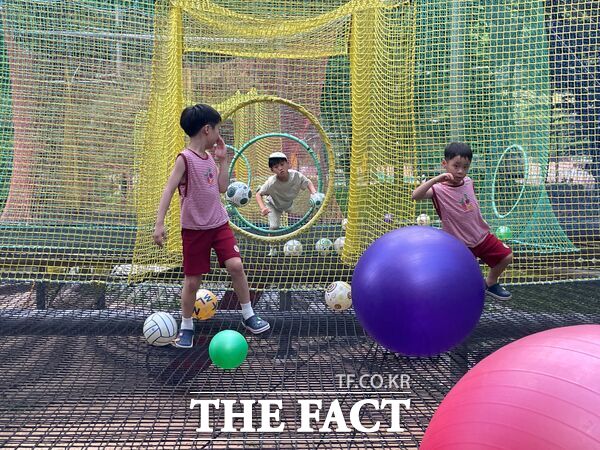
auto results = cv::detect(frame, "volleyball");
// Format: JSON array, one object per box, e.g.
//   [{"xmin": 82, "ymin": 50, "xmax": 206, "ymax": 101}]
[
  {"xmin": 315, "ymin": 238, "xmax": 333, "ymax": 255},
  {"xmin": 193, "ymin": 288, "xmax": 218, "ymax": 320},
  {"xmin": 225, "ymin": 181, "xmax": 252, "ymax": 207},
  {"xmin": 283, "ymin": 239, "xmax": 303, "ymax": 256},
  {"xmin": 143, "ymin": 311, "xmax": 178, "ymax": 346},
  {"xmin": 325, "ymin": 281, "xmax": 352, "ymax": 311}
]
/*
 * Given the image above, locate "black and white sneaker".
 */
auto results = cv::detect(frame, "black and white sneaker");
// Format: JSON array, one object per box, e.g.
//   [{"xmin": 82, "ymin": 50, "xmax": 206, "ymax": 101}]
[{"xmin": 241, "ymin": 315, "xmax": 270, "ymax": 334}]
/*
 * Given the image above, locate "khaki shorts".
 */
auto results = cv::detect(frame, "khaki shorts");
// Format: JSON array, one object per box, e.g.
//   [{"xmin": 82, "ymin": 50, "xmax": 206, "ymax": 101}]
[{"xmin": 265, "ymin": 198, "xmax": 289, "ymax": 230}]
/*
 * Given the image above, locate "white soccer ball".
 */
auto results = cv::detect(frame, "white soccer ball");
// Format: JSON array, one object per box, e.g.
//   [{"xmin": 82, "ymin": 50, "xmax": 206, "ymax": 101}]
[
  {"xmin": 315, "ymin": 238, "xmax": 333, "ymax": 255},
  {"xmin": 333, "ymin": 237, "xmax": 345, "ymax": 255},
  {"xmin": 283, "ymin": 239, "xmax": 303, "ymax": 256},
  {"xmin": 225, "ymin": 181, "xmax": 252, "ymax": 207},
  {"xmin": 324, "ymin": 281, "xmax": 352, "ymax": 311},
  {"xmin": 310, "ymin": 192, "xmax": 325, "ymax": 207},
  {"xmin": 416, "ymin": 213, "xmax": 431, "ymax": 226},
  {"xmin": 143, "ymin": 311, "xmax": 178, "ymax": 346},
  {"xmin": 341, "ymin": 218, "xmax": 348, "ymax": 231}
]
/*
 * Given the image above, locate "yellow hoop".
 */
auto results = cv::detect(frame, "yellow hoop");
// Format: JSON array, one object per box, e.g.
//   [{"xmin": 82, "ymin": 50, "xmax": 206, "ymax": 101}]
[{"xmin": 221, "ymin": 95, "xmax": 335, "ymax": 243}]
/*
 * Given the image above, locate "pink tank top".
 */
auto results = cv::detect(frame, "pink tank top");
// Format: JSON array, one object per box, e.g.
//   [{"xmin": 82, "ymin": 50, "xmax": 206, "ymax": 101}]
[
  {"xmin": 431, "ymin": 177, "xmax": 489, "ymax": 247},
  {"xmin": 177, "ymin": 149, "xmax": 229, "ymax": 230}
]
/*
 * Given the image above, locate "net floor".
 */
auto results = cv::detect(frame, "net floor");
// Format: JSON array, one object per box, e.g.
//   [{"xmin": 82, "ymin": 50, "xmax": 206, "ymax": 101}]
[{"xmin": 0, "ymin": 281, "xmax": 598, "ymax": 449}]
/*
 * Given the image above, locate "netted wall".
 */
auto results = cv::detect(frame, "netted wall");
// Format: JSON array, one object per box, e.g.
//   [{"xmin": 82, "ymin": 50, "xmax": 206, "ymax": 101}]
[
  {"xmin": 134, "ymin": 0, "xmax": 414, "ymax": 290},
  {"xmin": 0, "ymin": 0, "xmax": 598, "ymax": 289},
  {"xmin": 0, "ymin": 0, "xmax": 154, "ymax": 281},
  {"xmin": 412, "ymin": 0, "xmax": 600, "ymax": 282}
]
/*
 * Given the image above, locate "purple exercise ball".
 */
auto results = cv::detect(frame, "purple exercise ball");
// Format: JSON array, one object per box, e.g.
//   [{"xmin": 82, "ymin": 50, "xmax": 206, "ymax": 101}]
[{"xmin": 352, "ymin": 226, "xmax": 485, "ymax": 356}]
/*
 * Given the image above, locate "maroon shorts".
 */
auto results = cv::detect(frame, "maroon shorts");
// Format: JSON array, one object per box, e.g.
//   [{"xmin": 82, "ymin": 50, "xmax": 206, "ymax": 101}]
[
  {"xmin": 470, "ymin": 233, "xmax": 512, "ymax": 268},
  {"xmin": 181, "ymin": 223, "xmax": 241, "ymax": 276}
]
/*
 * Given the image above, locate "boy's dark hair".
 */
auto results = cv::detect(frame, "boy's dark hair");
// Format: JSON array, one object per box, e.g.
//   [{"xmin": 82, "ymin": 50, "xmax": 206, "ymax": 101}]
[
  {"xmin": 268, "ymin": 157, "xmax": 288, "ymax": 169},
  {"xmin": 180, "ymin": 104, "xmax": 221, "ymax": 137},
  {"xmin": 444, "ymin": 142, "xmax": 473, "ymax": 161},
  {"xmin": 268, "ymin": 152, "xmax": 288, "ymax": 168}
]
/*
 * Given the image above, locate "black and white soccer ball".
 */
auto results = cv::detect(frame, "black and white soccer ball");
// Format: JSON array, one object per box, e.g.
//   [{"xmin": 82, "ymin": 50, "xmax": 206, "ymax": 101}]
[{"xmin": 225, "ymin": 181, "xmax": 252, "ymax": 207}]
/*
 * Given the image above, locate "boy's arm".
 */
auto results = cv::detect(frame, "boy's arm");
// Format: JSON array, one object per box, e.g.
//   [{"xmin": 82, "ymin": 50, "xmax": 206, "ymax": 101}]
[
  {"xmin": 255, "ymin": 191, "xmax": 270, "ymax": 216},
  {"xmin": 306, "ymin": 179, "xmax": 325, "ymax": 207},
  {"xmin": 213, "ymin": 137, "xmax": 230, "ymax": 193},
  {"xmin": 411, "ymin": 173, "xmax": 453, "ymax": 201},
  {"xmin": 216, "ymin": 158, "xmax": 229, "ymax": 193},
  {"xmin": 153, "ymin": 156, "xmax": 186, "ymax": 247}
]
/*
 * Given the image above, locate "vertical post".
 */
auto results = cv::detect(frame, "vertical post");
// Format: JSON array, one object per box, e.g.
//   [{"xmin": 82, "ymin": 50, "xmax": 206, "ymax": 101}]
[
  {"xmin": 183, "ymin": 67, "xmax": 192, "ymax": 105},
  {"xmin": 35, "ymin": 281, "xmax": 46, "ymax": 309},
  {"xmin": 449, "ymin": 0, "xmax": 465, "ymax": 141},
  {"xmin": 345, "ymin": 8, "xmax": 377, "ymax": 264},
  {"xmin": 279, "ymin": 290, "xmax": 291, "ymax": 311},
  {"xmin": 165, "ymin": 4, "xmax": 185, "ymax": 253},
  {"xmin": 132, "ymin": 2, "xmax": 185, "ymax": 279},
  {"xmin": 95, "ymin": 282, "xmax": 106, "ymax": 309}
]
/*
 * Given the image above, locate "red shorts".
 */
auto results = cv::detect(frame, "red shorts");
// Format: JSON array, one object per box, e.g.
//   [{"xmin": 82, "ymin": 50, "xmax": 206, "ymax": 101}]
[
  {"xmin": 181, "ymin": 223, "xmax": 241, "ymax": 276},
  {"xmin": 470, "ymin": 233, "xmax": 512, "ymax": 268}
]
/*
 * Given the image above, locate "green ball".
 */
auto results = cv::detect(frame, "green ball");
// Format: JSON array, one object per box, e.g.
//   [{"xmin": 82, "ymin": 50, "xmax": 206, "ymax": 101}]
[
  {"xmin": 496, "ymin": 226, "xmax": 512, "ymax": 241},
  {"xmin": 208, "ymin": 330, "xmax": 248, "ymax": 370}
]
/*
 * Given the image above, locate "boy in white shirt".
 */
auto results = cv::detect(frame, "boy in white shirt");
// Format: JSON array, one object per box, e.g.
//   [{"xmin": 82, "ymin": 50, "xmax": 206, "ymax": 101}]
[{"xmin": 255, "ymin": 152, "xmax": 323, "ymax": 254}]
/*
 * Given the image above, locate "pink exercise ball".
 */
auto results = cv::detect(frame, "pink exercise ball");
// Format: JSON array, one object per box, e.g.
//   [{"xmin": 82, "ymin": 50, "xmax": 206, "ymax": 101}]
[{"xmin": 421, "ymin": 324, "xmax": 600, "ymax": 449}]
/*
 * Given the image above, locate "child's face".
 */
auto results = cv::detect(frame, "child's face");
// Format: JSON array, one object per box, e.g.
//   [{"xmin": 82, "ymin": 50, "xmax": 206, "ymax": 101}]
[
  {"xmin": 271, "ymin": 161, "xmax": 290, "ymax": 179},
  {"xmin": 443, "ymin": 156, "xmax": 471, "ymax": 184}
]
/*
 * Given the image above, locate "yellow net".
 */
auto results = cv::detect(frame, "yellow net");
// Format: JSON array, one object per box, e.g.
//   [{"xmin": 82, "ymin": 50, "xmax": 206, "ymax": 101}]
[
  {"xmin": 134, "ymin": 0, "xmax": 413, "ymax": 290},
  {"xmin": 0, "ymin": 0, "xmax": 599, "ymax": 289}
]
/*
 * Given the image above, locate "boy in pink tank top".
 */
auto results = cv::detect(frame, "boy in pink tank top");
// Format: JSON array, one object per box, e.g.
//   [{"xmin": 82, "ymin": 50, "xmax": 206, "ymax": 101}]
[
  {"xmin": 153, "ymin": 104, "xmax": 270, "ymax": 348},
  {"xmin": 412, "ymin": 142, "xmax": 513, "ymax": 300}
]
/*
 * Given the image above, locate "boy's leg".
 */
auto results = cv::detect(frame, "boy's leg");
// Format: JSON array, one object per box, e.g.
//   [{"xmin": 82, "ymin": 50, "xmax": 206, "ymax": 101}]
[
  {"xmin": 266, "ymin": 199, "xmax": 281, "ymax": 230},
  {"xmin": 485, "ymin": 253, "xmax": 513, "ymax": 300},
  {"xmin": 267, "ymin": 202, "xmax": 282, "ymax": 255},
  {"xmin": 224, "ymin": 257, "xmax": 270, "ymax": 334},
  {"xmin": 486, "ymin": 253, "xmax": 513, "ymax": 287},
  {"xmin": 173, "ymin": 274, "xmax": 202, "ymax": 348},
  {"xmin": 224, "ymin": 257, "xmax": 250, "ymax": 306},
  {"xmin": 177, "ymin": 228, "xmax": 212, "ymax": 348},
  {"xmin": 471, "ymin": 234, "xmax": 513, "ymax": 300},
  {"xmin": 214, "ymin": 223, "xmax": 270, "ymax": 334},
  {"xmin": 182, "ymin": 274, "xmax": 202, "ymax": 319}
]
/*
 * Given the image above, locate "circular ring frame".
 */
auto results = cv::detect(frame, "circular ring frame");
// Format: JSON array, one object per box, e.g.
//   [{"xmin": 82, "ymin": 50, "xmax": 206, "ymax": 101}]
[
  {"xmin": 228, "ymin": 133, "xmax": 323, "ymax": 236},
  {"xmin": 491, "ymin": 144, "xmax": 529, "ymax": 219},
  {"xmin": 221, "ymin": 95, "xmax": 335, "ymax": 242},
  {"xmin": 226, "ymin": 144, "xmax": 251, "ymax": 186}
]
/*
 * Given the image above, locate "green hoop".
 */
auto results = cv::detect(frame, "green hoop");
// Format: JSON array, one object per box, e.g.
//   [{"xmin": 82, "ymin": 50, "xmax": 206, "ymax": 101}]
[
  {"xmin": 221, "ymin": 95, "xmax": 335, "ymax": 243},
  {"xmin": 227, "ymin": 133, "xmax": 323, "ymax": 236},
  {"xmin": 226, "ymin": 144, "xmax": 251, "ymax": 186},
  {"xmin": 491, "ymin": 144, "xmax": 529, "ymax": 219}
]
